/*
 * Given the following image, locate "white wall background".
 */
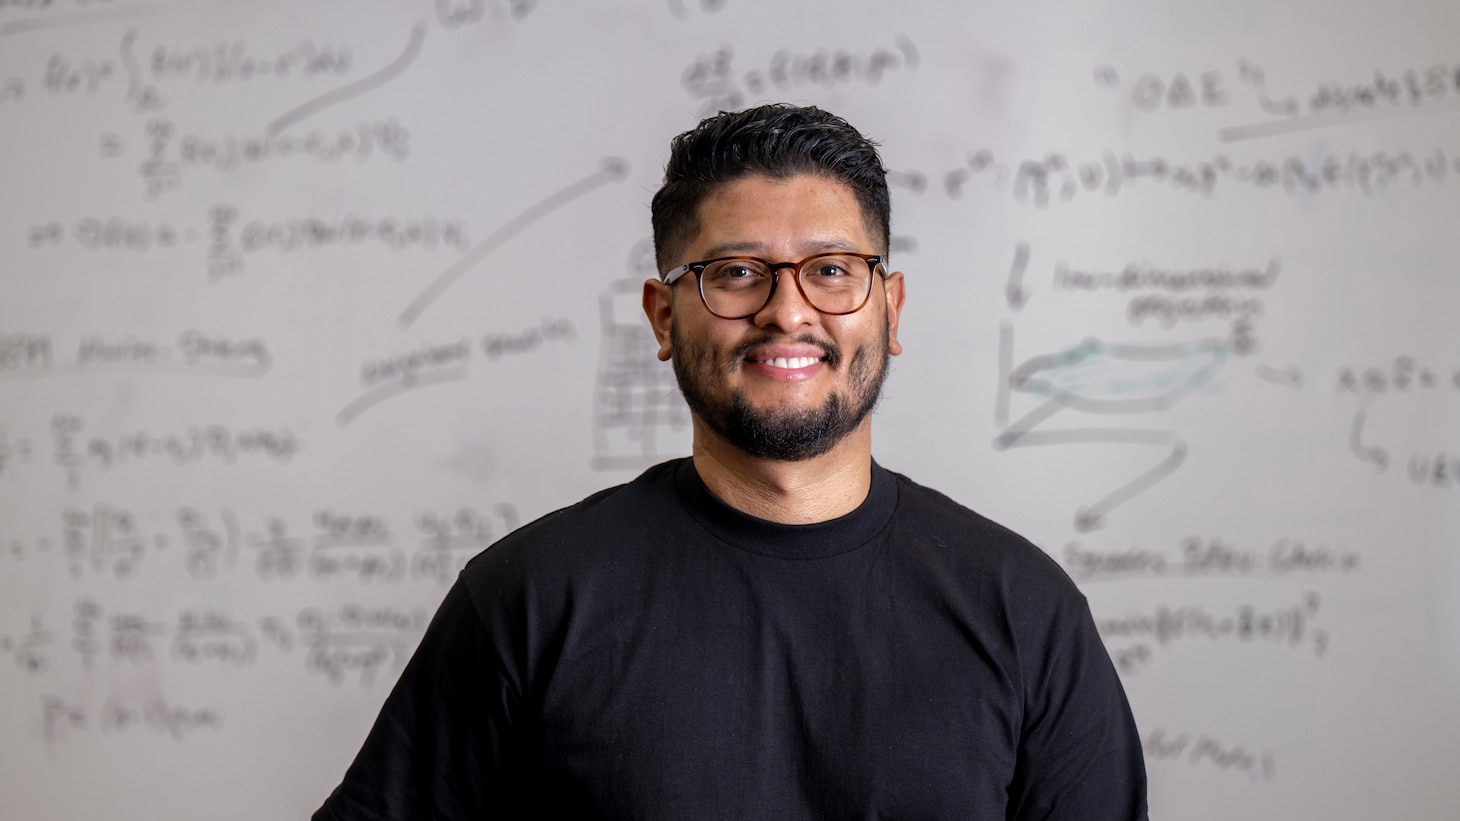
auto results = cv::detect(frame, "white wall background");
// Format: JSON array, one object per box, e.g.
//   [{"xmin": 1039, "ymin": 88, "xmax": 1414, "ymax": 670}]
[{"xmin": 2, "ymin": 1, "xmax": 1459, "ymax": 818}]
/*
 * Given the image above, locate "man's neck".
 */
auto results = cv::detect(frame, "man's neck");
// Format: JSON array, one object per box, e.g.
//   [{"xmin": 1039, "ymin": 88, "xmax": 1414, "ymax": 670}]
[{"xmin": 689, "ymin": 421, "xmax": 875, "ymax": 525}]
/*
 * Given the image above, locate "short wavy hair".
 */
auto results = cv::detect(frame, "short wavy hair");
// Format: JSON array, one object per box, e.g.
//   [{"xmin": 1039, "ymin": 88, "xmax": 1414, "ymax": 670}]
[{"xmin": 650, "ymin": 104, "xmax": 891, "ymax": 275}]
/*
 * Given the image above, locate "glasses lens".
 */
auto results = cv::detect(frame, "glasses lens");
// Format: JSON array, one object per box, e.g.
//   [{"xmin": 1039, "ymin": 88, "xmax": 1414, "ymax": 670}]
[
  {"xmin": 796, "ymin": 253, "xmax": 876, "ymax": 314},
  {"xmin": 699, "ymin": 258, "xmax": 775, "ymax": 317}
]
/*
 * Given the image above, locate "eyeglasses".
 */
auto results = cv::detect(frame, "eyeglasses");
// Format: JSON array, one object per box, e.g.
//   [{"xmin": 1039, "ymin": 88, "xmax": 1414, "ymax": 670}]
[{"xmin": 662, "ymin": 252, "xmax": 885, "ymax": 319}]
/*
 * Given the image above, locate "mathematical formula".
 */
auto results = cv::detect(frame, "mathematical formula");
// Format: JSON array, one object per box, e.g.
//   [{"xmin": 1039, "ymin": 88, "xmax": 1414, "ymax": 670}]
[
  {"xmin": 1099, "ymin": 592, "xmax": 1330, "ymax": 675},
  {"xmin": 0, "ymin": 503, "xmax": 518, "ymax": 583}
]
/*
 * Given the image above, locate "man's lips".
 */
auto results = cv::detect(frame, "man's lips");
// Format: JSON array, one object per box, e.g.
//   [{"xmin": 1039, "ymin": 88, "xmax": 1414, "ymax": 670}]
[
  {"xmin": 745, "ymin": 346, "xmax": 828, "ymax": 371},
  {"xmin": 736, "ymin": 336, "xmax": 839, "ymax": 371},
  {"xmin": 755, "ymin": 355, "xmax": 822, "ymax": 370}
]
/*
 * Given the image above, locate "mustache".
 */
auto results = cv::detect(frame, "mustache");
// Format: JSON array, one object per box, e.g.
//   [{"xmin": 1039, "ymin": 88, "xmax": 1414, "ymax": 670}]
[{"xmin": 729, "ymin": 333, "xmax": 842, "ymax": 369}]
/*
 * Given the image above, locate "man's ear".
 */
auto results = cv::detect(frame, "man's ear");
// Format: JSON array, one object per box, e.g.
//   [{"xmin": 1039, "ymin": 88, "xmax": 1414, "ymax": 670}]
[
  {"xmin": 642, "ymin": 279, "xmax": 675, "ymax": 361},
  {"xmin": 883, "ymin": 270, "xmax": 906, "ymax": 357}
]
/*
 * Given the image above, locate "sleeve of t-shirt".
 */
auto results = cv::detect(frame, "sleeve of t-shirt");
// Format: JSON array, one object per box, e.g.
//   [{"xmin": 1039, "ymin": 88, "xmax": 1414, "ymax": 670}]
[
  {"xmin": 1005, "ymin": 592, "xmax": 1149, "ymax": 821},
  {"xmin": 312, "ymin": 577, "xmax": 526, "ymax": 820}
]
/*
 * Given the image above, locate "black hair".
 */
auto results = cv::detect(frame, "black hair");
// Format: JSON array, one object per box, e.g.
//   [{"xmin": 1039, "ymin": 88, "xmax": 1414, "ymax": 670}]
[{"xmin": 650, "ymin": 104, "xmax": 891, "ymax": 275}]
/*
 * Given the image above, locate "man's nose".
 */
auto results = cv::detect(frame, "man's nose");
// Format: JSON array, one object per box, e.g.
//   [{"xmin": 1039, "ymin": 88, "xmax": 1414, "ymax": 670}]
[{"xmin": 751, "ymin": 268, "xmax": 815, "ymax": 331}]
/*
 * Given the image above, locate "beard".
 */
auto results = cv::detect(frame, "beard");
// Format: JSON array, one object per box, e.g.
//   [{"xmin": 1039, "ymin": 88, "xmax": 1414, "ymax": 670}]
[{"xmin": 670, "ymin": 318, "xmax": 891, "ymax": 462}]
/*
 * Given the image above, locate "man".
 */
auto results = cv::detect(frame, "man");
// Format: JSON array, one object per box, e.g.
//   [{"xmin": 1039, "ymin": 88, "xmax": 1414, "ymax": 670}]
[{"xmin": 316, "ymin": 104, "xmax": 1148, "ymax": 819}]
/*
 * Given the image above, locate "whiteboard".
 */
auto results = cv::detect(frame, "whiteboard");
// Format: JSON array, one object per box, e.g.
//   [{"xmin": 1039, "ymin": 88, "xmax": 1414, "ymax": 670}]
[{"xmin": 2, "ymin": 1, "xmax": 1459, "ymax": 818}]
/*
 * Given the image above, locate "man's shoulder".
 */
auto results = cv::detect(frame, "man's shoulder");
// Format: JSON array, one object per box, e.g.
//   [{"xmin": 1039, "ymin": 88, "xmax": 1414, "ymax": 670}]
[
  {"xmin": 881, "ymin": 465, "xmax": 1082, "ymax": 600},
  {"xmin": 458, "ymin": 458, "xmax": 685, "ymax": 577},
  {"xmin": 884, "ymin": 466, "xmax": 1040, "ymax": 551}
]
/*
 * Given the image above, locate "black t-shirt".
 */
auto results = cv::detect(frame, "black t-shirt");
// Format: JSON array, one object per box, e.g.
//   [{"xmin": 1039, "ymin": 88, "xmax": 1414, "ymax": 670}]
[{"xmin": 316, "ymin": 459, "xmax": 1147, "ymax": 819}]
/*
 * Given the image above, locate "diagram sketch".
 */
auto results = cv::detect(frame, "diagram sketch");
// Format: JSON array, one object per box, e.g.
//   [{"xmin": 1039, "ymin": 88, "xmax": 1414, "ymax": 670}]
[
  {"xmin": 995, "ymin": 321, "xmax": 1241, "ymax": 532},
  {"xmin": 590, "ymin": 242, "xmax": 690, "ymax": 470}
]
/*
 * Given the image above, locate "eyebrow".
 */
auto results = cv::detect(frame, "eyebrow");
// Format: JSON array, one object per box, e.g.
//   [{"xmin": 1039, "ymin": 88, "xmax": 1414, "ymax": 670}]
[{"xmin": 697, "ymin": 238, "xmax": 860, "ymax": 260}]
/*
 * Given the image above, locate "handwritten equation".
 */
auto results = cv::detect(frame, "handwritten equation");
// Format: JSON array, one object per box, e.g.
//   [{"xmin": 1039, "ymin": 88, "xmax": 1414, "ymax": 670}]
[
  {"xmin": 41, "ymin": 695, "xmax": 224, "ymax": 745},
  {"xmin": 1327, "ymin": 355, "xmax": 1460, "ymax": 488},
  {"xmin": 681, "ymin": 37, "xmax": 918, "ymax": 116},
  {"xmin": 24, "ymin": 414, "xmax": 299, "ymax": 490},
  {"xmin": 1052, "ymin": 257, "xmax": 1281, "ymax": 328},
  {"xmin": 940, "ymin": 145, "xmax": 1459, "ymax": 207},
  {"xmin": 0, "ymin": 331, "xmax": 270, "ymax": 379},
  {"xmin": 17, "ymin": 597, "xmax": 440, "ymax": 746},
  {"xmin": 1145, "ymin": 726, "xmax": 1277, "ymax": 785},
  {"xmin": 1335, "ymin": 355, "xmax": 1460, "ymax": 398},
  {"xmin": 5, "ymin": 598, "xmax": 426, "ymax": 687},
  {"xmin": 25, "ymin": 201, "xmax": 463, "ymax": 281},
  {"xmin": 338, "ymin": 319, "xmax": 576, "ymax": 425},
  {"xmin": 0, "ymin": 503, "xmax": 518, "ymax": 584},
  {"xmin": 1098, "ymin": 592, "xmax": 1330, "ymax": 675},
  {"xmin": 1092, "ymin": 58, "xmax": 1460, "ymax": 142},
  {"xmin": 1064, "ymin": 536, "xmax": 1362, "ymax": 584},
  {"xmin": 129, "ymin": 118, "xmax": 413, "ymax": 199},
  {"xmin": 5, "ymin": 30, "xmax": 352, "ymax": 105}
]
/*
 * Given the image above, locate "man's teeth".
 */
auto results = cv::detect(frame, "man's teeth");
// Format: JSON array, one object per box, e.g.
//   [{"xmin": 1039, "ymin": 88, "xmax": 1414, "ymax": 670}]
[{"xmin": 765, "ymin": 356, "xmax": 819, "ymax": 369}]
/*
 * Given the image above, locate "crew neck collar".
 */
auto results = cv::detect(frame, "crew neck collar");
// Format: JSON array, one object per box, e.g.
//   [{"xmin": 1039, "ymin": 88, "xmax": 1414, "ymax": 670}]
[{"xmin": 673, "ymin": 457, "xmax": 898, "ymax": 560}]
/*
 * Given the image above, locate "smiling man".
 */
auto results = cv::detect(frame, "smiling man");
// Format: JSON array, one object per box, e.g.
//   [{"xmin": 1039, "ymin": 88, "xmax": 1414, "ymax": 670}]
[
  {"xmin": 649, "ymin": 168, "xmax": 902, "ymax": 519},
  {"xmin": 316, "ymin": 104, "xmax": 1148, "ymax": 820}
]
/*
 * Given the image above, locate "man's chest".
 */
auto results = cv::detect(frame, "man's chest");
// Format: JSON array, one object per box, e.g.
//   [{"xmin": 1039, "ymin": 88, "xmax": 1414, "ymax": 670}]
[{"xmin": 522, "ymin": 562, "xmax": 1023, "ymax": 818}]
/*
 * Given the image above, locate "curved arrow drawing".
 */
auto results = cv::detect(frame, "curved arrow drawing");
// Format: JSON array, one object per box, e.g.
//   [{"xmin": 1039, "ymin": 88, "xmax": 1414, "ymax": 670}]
[
  {"xmin": 268, "ymin": 23, "xmax": 428, "ymax": 136},
  {"xmin": 994, "ymin": 324, "xmax": 1224, "ymax": 531},
  {"xmin": 1349, "ymin": 408, "xmax": 1388, "ymax": 472},
  {"xmin": 398, "ymin": 157, "xmax": 630, "ymax": 327}
]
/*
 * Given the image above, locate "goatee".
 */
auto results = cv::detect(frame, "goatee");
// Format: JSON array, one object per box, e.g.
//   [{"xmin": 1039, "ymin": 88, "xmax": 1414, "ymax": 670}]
[{"xmin": 671, "ymin": 322, "xmax": 891, "ymax": 462}]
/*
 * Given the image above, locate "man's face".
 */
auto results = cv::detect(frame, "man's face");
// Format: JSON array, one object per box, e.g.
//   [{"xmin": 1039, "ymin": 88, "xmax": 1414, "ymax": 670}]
[{"xmin": 644, "ymin": 173, "xmax": 905, "ymax": 461}]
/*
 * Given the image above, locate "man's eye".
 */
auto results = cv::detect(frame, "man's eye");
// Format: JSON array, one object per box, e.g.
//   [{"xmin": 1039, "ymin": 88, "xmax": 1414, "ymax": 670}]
[
  {"xmin": 811, "ymin": 264, "xmax": 849, "ymax": 277},
  {"xmin": 713, "ymin": 264, "xmax": 762, "ymax": 280}
]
